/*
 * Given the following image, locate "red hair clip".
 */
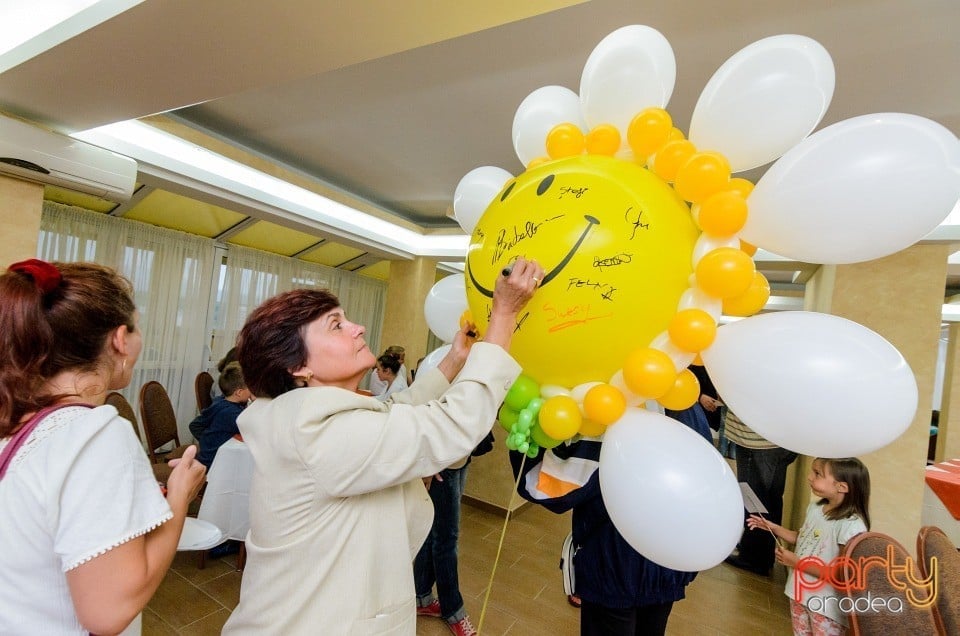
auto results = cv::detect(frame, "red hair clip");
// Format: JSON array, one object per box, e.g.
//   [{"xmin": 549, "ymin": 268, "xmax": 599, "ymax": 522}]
[{"xmin": 8, "ymin": 259, "xmax": 62, "ymax": 294}]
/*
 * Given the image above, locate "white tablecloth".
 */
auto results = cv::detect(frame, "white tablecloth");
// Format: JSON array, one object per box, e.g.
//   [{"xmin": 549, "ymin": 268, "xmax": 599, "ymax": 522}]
[{"xmin": 197, "ymin": 438, "xmax": 254, "ymax": 541}]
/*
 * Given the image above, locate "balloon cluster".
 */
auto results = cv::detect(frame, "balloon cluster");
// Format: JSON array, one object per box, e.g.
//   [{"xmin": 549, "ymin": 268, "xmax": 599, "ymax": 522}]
[{"xmin": 426, "ymin": 24, "xmax": 960, "ymax": 572}]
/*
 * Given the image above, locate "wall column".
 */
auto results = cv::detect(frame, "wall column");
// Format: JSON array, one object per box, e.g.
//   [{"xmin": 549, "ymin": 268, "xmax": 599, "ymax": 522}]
[
  {"xmin": 380, "ymin": 257, "xmax": 436, "ymax": 369},
  {"xmin": 0, "ymin": 175, "xmax": 44, "ymax": 264},
  {"xmin": 937, "ymin": 323, "xmax": 960, "ymax": 460},
  {"xmin": 789, "ymin": 244, "xmax": 949, "ymax": 547}
]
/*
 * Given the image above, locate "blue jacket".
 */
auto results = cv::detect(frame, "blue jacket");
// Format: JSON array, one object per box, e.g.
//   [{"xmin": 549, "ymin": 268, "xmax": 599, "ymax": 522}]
[
  {"xmin": 511, "ymin": 405, "xmax": 711, "ymax": 609},
  {"xmin": 196, "ymin": 397, "xmax": 245, "ymax": 468}
]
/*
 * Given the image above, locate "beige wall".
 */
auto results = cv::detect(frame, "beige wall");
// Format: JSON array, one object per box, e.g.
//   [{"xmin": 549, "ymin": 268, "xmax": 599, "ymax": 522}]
[
  {"xmin": 0, "ymin": 175, "xmax": 44, "ymax": 265},
  {"xmin": 463, "ymin": 448, "xmax": 527, "ymax": 513},
  {"xmin": 789, "ymin": 245, "xmax": 949, "ymax": 547}
]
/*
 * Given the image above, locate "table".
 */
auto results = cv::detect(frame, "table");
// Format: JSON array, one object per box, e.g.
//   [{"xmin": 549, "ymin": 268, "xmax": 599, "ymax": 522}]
[
  {"xmin": 198, "ymin": 438, "xmax": 254, "ymax": 541},
  {"xmin": 922, "ymin": 458, "xmax": 960, "ymax": 548}
]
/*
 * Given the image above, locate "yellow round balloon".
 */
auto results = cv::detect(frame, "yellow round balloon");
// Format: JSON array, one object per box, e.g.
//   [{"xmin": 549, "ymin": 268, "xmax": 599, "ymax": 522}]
[
  {"xmin": 539, "ymin": 395, "xmax": 583, "ymax": 440},
  {"xmin": 465, "ymin": 155, "xmax": 698, "ymax": 387}
]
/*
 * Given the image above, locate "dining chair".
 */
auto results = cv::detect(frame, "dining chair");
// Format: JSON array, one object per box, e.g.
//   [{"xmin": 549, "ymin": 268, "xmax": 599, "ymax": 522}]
[
  {"xmin": 918, "ymin": 525, "xmax": 960, "ymax": 635},
  {"xmin": 194, "ymin": 371, "xmax": 214, "ymax": 412},
  {"xmin": 139, "ymin": 381, "xmax": 190, "ymax": 464},
  {"xmin": 843, "ymin": 531, "xmax": 941, "ymax": 635},
  {"xmin": 104, "ymin": 391, "xmax": 141, "ymax": 441},
  {"xmin": 105, "ymin": 390, "xmax": 173, "ymax": 483}
]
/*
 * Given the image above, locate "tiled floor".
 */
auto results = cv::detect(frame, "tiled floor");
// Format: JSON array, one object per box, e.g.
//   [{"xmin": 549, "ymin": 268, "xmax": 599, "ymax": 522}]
[{"xmin": 145, "ymin": 503, "xmax": 792, "ymax": 635}]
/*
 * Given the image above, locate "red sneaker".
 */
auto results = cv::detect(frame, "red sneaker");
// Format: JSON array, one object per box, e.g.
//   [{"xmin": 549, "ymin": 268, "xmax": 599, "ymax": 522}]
[
  {"xmin": 417, "ymin": 599, "xmax": 442, "ymax": 618},
  {"xmin": 447, "ymin": 616, "xmax": 478, "ymax": 636}
]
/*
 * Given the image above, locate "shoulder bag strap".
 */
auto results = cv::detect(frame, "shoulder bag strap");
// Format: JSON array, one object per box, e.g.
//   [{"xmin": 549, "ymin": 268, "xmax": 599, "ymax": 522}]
[{"xmin": 0, "ymin": 403, "xmax": 94, "ymax": 480}]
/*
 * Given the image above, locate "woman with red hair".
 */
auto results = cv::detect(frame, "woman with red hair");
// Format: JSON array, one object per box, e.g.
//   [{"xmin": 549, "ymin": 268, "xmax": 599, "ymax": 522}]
[{"xmin": 0, "ymin": 259, "xmax": 206, "ymax": 635}]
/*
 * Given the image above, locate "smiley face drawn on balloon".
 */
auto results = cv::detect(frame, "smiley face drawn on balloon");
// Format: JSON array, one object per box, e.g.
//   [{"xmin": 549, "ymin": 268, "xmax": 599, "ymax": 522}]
[{"xmin": 465, "ymin": 155, "xmax": 699, "ymax": 387}]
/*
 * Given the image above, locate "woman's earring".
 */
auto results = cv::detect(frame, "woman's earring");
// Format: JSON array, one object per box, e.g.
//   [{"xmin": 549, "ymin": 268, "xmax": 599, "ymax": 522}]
[
  {"xmin": 296, "ymin": 370, "xmax": 313, "ymax": 385},
  {"xmin": 121, "ymin": 357, "xmax": 127, "ymax": 374}
]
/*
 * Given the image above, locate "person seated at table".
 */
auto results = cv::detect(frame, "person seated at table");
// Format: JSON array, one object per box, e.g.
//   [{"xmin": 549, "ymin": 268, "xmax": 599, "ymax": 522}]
[
  {"xmin": 0, "ymin": 259, "xmax": 206, "ymax": 635},
  {"xmin": 374, "ymin": 352, "xmax": 408, "ymax": 401},
  {"xmin": 196, "ymin": 362, "xmax": 250, "ymax": 469},
  {"xmin": 222, "ymin": 258, "xmax": 543, "ymax": 635}
]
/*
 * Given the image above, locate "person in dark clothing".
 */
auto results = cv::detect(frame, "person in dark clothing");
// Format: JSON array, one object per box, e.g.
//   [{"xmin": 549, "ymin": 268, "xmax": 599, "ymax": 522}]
[
  {"xmin": 689, "ymin": 364, "xmax": 722, "ymax": 432},
  {"xmin": 195, "ymin": 362, "xmax": 249, "ymax": 469},
  {"xmin": 512, "ymin": 405, "xmax": 712, "ymax": 636}
]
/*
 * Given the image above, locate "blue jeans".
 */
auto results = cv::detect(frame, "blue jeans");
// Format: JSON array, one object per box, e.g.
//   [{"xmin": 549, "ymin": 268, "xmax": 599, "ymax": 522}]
[
  {"xmin": 414, "ymin": 464, "xmax": 469, "ymax": 622},
  {"xmin": 734, "ymin": 445, "xmax": 797, "ymax": 570}
]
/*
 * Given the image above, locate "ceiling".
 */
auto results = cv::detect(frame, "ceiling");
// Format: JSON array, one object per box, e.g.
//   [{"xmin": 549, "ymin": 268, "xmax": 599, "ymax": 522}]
[{"xmin": 0, "ymin": 0, "xmax": 958, "ymax": 291}]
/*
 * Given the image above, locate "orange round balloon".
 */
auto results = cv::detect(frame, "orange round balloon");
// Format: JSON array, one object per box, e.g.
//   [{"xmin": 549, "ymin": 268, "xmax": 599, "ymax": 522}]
[
  {"xmin": 723, "ymin": 271, "xmax": 771, "ymax": 317},
  {"xmin": 725, "ymin": 177, "xmax": 755, "ymax": 199},
  {"xmin": 674, "ymin": 152, "xmax": 731, "ymax": 203},
  {"xmin": 739, "ymin": 239, "xmax": 758, "ymax": 257},
  {"xmin": 658, "ymin": 369, "xmax": 700, "ymax": 410},
  {"xmin": 626, "ymin": 108, "xmax": 673, "ymax": 157},
  {"xmin": 698, "ymin": 191, "xmax": 748, "ymax": 237},
  {"xmin": 695, "ymin": 247, "xmax": 756, "ymax": 299},
  {"xmin": 622, "ymin": 347, "xmax": 677, "ymax": 399},
  {"xmin": 527, "ymin": 156, "xmax": 550, "ymax": 170},
  {"xmin": 583, "ymin": 383, "xmax": 627, "ymax": 425},
  {"xmin": 668, "ymin": 308, "xmax": 717, "ymax": 352},
  {"xmin": 539, "ymin": 395, "xmax": 583, "ymax": 440},
  {"xmin": 546, "ymin": 123, "xmax": 585, "ymax": 159},
  {"xmin": 579, "ymin": 418, "xmax": 608, "ymax": 437},
  {"xmin": 585, "ymin": 124, "xmax": 621, "ymax": 156},
  {"xmin": 653, "ymin": 140, "xmax": 696, "ymax": 183}
]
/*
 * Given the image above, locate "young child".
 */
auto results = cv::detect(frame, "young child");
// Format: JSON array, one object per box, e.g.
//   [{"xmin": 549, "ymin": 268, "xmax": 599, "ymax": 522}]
[
  {"xmin": 196, "ymin": 362, "xmax": 249, "ymax": 469},
  {"xmin": 748, "ymin": 457, "xmax": 870, "ymax": 636}
]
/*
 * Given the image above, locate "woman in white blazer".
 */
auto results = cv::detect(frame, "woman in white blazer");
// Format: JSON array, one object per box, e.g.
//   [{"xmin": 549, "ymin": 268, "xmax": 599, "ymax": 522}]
[{"xmin": 223, "ymin": 258, "xmax": 543, "ymax": 635}]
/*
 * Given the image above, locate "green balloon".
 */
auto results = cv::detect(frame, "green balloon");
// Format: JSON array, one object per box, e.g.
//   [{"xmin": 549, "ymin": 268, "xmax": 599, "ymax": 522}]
[
  {"xmin": 530, "ymin": 424, "xmax": 563, "ymax": 449},
  {"xmin": 517, "ymin": 409, "xmax": 534, "ymax": 426},
  {"xmin": 505, "ymin": 436, "xmax": 518, "ymax": 451},
  {"xmin": 525, "ymin": 442, "xmax": 540, "ymax": 458},
  {"xmin": 526, "ymin": 397, "xmax": 544, "ymax": 415},
  {"xmin": 498, "ymin": 404, "xmax": 519, "ymax": 432},
  {"xmin": 518, "ymin": 441, "xmax": 530, "ymax": 454},
  {"xmin": 504, "ymin": 374, "xmax": 540, "ymax": 411}
]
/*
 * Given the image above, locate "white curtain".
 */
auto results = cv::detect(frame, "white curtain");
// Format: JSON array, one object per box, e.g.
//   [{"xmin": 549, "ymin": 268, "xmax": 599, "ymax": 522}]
[
  {"xmin": 37, "ymin": 203, "xmax": 389, "ymax": 440},
  {"xmin": 213, "ymin": 245, "xmax": 386, "ymax": 366},
  {"xmin": 38, "ymin": 202, "xmax": 216, "ymax": 441}
]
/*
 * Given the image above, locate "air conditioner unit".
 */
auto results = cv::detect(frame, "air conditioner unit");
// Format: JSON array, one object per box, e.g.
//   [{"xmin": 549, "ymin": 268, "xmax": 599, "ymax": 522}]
[{"xmin": 0, "ymin": 115, "xmax": 137, "ymax": 202}]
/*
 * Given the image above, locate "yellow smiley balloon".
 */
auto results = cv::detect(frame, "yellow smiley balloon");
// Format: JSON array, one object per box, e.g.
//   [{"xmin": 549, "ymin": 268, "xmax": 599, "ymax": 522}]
[{"xmin": 465, "ymin": 155, "xmax": 698, "ymax": 387}]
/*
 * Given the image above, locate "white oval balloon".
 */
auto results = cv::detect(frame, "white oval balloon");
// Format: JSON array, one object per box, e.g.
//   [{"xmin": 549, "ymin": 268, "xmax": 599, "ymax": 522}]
[
  {"xmin": 689, "ymin": 35, "xmax": 834, "ymax": 172},
  {"xmin": 540, "ymin": 384, "xmax": 572, "ymax": 400},
  {"xmin": 580, "ymin": 25, "xmax": 676, "ymax": 135},
  {"xmin": 423, "ymin": 274, "xmax": 467, "ymax": 343},
  {"xmin": 608, "ymin": 370, "xmax": 644, "ymax": 406},
  {"xmin": 600, "ymin": 408, "xmax": 743, "ymax": 571},
  {"xmin": 454, "ymin": 166, "xmax": 513, "ymax": 234},
  {"xmin": 742, "ymin": 113, "xmax": 960, "ymax": 264},
  {"xmin": 571, "ymin": 381, "xmax": 603, "ymax": 404},
  {"xmin": 691, "ymin": 233, "xmax": 740, "ymax": 268},
  {"xmin": 677, "ymin": 287, "xmax": 723, "ymax": 320},
  {"xmin": 416, "ymin": 344, "xmax": 452, "ymax": 379},
  {"xmin": 512, "ymin": 86, "xmax": 586, "ymax": 167},
  {"xmin": 650, "ymin": 331, "xmax": 695, "ymax": 371},
  {"xmin": 701, "ymin": 312, "xmax": 918, "ymax": 457}
]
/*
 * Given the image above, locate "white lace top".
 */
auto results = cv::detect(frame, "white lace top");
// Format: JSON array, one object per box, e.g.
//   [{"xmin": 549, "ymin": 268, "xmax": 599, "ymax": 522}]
[{"xmin": 0, "ymin": 405, "xmax": 172, "ymax": 634}]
